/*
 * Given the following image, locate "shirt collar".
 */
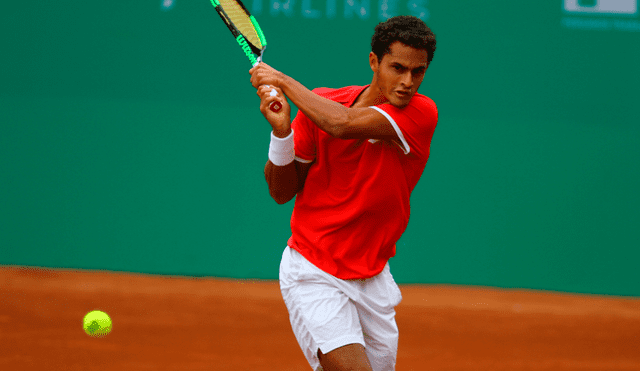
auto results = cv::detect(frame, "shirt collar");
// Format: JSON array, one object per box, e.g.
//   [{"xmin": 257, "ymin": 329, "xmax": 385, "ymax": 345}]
[{"xmin": 343, "ymin": 84, "xmax": 371, "ymax": 107}]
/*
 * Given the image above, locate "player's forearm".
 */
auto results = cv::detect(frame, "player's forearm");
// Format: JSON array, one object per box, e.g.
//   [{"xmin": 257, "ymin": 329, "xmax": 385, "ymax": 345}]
[
  {"xmin": 264, "ymin": 160, "xmax": 299, "ymax": 204},
  {"xmin": 280, "ymin": 75, "xmax": 349, "ymax": 138}
]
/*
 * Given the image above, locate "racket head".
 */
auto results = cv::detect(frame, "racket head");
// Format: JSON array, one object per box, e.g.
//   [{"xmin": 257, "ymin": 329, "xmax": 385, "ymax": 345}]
[
  {"xmin": 210, "ymin": 0, "xmax": 267, "ymax": 65},
  {"xmin": 210, "ymin": 0, "xmax": 280, "ymax": 112}
]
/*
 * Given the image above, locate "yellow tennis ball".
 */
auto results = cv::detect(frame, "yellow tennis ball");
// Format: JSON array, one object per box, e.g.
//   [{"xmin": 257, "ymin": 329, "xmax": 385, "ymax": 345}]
[{"xmin": 83, "ymin": 310, "xmax": 112, "ymax": 337}]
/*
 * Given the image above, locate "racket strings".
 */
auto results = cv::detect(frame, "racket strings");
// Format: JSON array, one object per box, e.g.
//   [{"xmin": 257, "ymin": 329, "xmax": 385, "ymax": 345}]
[{"xmin": 218, "ymin": 0, "xmax": 263, "ymax": 49}]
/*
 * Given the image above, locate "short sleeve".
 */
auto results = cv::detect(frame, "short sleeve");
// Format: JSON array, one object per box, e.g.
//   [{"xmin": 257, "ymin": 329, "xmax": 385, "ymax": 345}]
[
  {"xmin": 370, "ymin": 96, "xmax": 438, "ymax": 160},
  {"xmin": 291, "ymin": 109, "xmax": 316, "ymax": 163}
]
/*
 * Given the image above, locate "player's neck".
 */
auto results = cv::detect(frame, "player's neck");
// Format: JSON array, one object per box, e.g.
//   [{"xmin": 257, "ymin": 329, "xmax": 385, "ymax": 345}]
[{"xmin": 351, "ymin": 83, "xmax": 388, "ymax": 108}]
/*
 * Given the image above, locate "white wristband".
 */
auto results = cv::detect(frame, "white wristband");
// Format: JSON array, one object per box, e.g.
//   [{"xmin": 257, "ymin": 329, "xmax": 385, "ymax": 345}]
[{"xmin": 269, "ymin": 130, "xmax": 295, "ymax": 166}]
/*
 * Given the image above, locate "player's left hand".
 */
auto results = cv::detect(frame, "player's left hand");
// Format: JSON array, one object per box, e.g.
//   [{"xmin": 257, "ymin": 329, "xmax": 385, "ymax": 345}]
[
  {"xmin": 257, "ymin": 84, "xmax": 291, "ymax": 133},
  {"xmin": 249, "ymin": 63, "xmax": 284, "ymax": 90}
]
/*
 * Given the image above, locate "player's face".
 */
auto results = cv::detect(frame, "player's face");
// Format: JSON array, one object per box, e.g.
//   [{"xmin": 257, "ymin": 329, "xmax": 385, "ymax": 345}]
[{"xmin": 370, "ymin": 41, "xmax": 429, "ymax": 108}]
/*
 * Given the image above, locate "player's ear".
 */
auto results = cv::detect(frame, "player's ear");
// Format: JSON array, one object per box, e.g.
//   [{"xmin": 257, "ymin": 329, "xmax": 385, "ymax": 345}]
[{"xmin": 369, "ymin": 52, "xmax": 378, "ymax": 72}]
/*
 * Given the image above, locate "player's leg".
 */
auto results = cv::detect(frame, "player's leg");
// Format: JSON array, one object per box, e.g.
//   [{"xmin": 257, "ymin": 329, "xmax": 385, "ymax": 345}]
[
  {"xmin": 358, "ymin": 305, "xmax": 399, "ymax": 370},
  {"xmin": 317, "ymin": 343, "xmax": 373, "ymax": 371},
  {"xmin": 353, "ymin": 264, "xmax": 402, "ymax": 371},
  {"xmin": 279, "ymin": 246, "xmax": 371, "ymax": 370}
]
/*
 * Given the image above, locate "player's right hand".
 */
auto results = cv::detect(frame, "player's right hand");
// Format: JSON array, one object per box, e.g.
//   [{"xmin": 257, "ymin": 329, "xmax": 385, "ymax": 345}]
[{"xmin": 258, "ymin": 85, "xmax": 291, "ymax": 137}]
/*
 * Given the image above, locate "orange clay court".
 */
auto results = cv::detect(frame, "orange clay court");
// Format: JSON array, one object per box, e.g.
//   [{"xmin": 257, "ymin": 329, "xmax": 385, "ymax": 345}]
[{"xmin": 1, "ymin": 266, "xmax": 639, "ymax": 370}]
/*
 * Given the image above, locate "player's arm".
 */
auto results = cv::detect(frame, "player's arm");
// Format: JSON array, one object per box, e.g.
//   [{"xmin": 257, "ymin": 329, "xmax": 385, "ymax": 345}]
[
  {"xmin": 250, "ymin": 64, "xmax": 398, "ymax": 142},
  {"xmin": 256, "ymin": 85, "xmax": 312, "ymax": 204},
  {"xmin": 281, "ymin": 76, "xmax": 397, "ymax": 141},
  {"xmin": 264, "ymin": 159, "xmax": 312, "ymax": 204}
]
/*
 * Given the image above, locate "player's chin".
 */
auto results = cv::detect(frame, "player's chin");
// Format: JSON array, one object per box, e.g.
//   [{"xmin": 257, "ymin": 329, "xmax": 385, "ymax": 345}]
[
  {"xmin": 388, "ymin": 90, "xmax": 412, "ymax": 106},
  {"xmin": 389, "ymin": 97, "xmax": 411, "ymax": 109}
]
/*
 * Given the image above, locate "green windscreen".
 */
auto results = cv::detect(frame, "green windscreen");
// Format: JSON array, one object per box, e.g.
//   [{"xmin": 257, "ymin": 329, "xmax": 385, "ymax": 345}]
[{"xmin": 1, "ymin": 1, "xmax": 638, "ymax": 296}]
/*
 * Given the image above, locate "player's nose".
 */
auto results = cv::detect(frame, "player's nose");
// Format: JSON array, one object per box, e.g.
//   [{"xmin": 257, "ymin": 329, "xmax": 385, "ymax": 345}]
[{"xmin": 400, "ymin": 72, "xmax": 413, "ymax": 89}]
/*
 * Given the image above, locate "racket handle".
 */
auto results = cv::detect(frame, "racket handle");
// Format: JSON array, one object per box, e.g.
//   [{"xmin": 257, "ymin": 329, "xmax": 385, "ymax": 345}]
[
  {"xmin": 269, "ymin": 101, "xmax": 282, "ymax": 113},
  {"xmin": 252, "ymin": 61, "xmax": 282, "ymax": 113},
  {"xmin": 267, "ymin": 87, "xmax": 282, "ymax": 113}
]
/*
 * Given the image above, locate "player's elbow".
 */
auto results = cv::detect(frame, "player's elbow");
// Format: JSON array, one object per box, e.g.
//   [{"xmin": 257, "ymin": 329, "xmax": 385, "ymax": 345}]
[
  {"xmin": 272, "ymin": 195, "xmax": 294, "ymax": 205},
  {"xmin": 316, "ymin": 114, "xmax": 343, "ymax": 137},
  {"xmin": 274, "ymin": 198, "xmax": 291, "ymax": 205},
  {"xmin": 331, "ymin": 109, "xmax": 364, "ymax": 139},
  {"xmin": 270, "ymin": 189, "xmax": 295, "ymax": 205},
  {"xmin": 329, "ymin": 120, "xmax": 350, "ymax": 139},
  {"xmin": 329, "ymin": 125, "xmax": 345, "ymax": 139}
]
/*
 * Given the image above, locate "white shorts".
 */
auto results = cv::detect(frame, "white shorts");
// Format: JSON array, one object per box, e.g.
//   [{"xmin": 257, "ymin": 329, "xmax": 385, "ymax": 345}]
[{"xmin": 279, "ymin": 246, "xmax": 403, "ymax": 371}]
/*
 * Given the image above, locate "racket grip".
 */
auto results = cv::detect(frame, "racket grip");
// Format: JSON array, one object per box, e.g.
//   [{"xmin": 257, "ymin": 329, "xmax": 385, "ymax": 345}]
[
  {"xmin": 269, "ymin": 101, "xmax": 282, "ymax": 113},
  {"xmin": 268, "ymin": 88, "xmax": 282, "ymax": 113},
  {"xmin": 252, "ymin": 62, "xmax": 281, "ymax": 112}
]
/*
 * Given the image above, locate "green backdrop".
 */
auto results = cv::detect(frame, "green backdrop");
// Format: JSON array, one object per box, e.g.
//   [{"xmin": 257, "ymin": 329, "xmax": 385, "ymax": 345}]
[{"xmin": 1, "ymin": 1, "xmax": 639, "ymax": 296}]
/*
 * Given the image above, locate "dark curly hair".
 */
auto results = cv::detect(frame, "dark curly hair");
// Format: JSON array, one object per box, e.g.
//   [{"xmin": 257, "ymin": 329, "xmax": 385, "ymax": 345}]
[{"xmin": 371, "ymin": 16, "xmax": 437, "ymax": 66}]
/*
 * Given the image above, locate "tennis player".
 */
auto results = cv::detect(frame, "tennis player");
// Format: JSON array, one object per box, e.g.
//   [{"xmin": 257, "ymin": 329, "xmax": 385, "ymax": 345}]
[{"xmin": 250, "ymin": 15, "xmax": 437, "ymax": 371}]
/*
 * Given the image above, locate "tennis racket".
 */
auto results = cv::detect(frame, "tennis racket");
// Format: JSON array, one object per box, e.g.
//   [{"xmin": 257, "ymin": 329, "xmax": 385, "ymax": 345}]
[{"xmin": 209, "ymin": 0, "xmax": 282, "ymax": 113}]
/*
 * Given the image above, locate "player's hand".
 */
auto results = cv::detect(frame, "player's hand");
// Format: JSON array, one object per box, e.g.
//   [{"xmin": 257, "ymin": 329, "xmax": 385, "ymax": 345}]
[
  {"xmin": 257, "ymin": 85, "xmax": 291, "ymax": 137},
  {"xmin": 249, "ymin": 63, "xmax": 284, "ymax": 90}
]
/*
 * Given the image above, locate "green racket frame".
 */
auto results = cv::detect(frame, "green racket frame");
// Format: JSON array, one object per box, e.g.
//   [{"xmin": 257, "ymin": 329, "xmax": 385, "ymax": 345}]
[
  {"xmin": 208, "ymin": 0, "xmax": 281, "ymax": 112},
  {"xmin": 210, "ymin": 0, "xmax": 268, "ymax": 66}
]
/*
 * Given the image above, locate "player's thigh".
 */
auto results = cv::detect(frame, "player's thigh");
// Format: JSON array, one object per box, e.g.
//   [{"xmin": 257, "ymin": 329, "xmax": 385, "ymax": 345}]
[
  {"xmin": 279, "ymin": 247, "xmax": 366, "ymax": 369},
  {"xmin": 283, "ymin": 269, "xmax": 364, "ymax": 352},
  {"xmin": 318, "ymin": 343, "xmax": 373, "ymax": 371},
  {"xmin": 356, "ymin": 265, "xmax": 402, "ymax": 370},
  {"xmin": 358, "ymin": 305, "xmax": 399, "ymax": 371}
]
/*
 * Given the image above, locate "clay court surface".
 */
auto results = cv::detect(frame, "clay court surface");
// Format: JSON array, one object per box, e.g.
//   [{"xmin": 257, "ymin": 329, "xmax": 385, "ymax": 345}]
[{"xmin": 1, "ymin": 266, "xmax": 639, "ymax": 370}]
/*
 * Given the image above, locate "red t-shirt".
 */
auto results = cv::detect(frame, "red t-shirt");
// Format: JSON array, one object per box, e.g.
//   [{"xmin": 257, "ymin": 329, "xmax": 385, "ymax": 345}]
[{"xmin": 287, "ymin": 84, "xmax": 438, "ymax": 279}]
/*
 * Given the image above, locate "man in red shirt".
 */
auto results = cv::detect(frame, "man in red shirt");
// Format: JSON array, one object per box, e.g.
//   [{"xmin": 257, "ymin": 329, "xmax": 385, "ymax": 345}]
[{"xmin": 250, "ymin": 15, "xmax": 437, "ymax": 371}]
